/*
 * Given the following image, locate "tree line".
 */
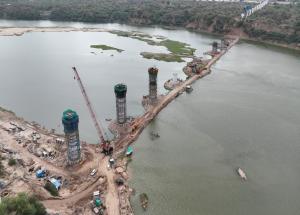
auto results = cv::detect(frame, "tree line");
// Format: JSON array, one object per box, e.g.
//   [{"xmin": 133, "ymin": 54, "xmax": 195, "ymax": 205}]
[{"xmin": 0, "ymin": 0, "xmax": 299, "ymax": 45}]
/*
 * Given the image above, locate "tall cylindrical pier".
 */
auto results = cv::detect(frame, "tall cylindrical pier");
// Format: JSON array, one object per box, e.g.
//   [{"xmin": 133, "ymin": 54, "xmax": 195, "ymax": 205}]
[
  {"xmin": 148, "ymin": 67, "xmax": 158, "ymax": 104},
  {"xmin": 220, "ymin": 39, "xmax": 225, "ymax": 50},
  {"xmin": 212, "ymin": 41, "xmax": 218, "ymax": 54},
  {"xmin": 62, "ymin": 109, "xmax": 81, "ymax": 165},
  {"xmin": 114, "ymin": 83, "xmax": 127, "ymax": 124}
]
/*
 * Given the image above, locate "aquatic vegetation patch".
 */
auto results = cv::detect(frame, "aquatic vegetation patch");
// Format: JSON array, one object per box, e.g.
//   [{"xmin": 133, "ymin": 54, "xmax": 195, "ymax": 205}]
[
  {"xmin": 139, "ymin": 193, "xmax": 149, "ymax": 210},
  {"xmin": 160, "ymin": 39, "xmax": 196, "ymax": 56},
  {"xmin": 90, "ymin": 44, "xmax": 124, "ymax": 52},
  {"xmin": 109, "ymin": 30, "xmax": 151, "ymax": 39},
  {"xmin": 109, "ymin": 30, "xmax": 196, "ymax": 62},
  {"xmin": 140, "ymin": 52, "xmax": 185, "ymax": 63}
]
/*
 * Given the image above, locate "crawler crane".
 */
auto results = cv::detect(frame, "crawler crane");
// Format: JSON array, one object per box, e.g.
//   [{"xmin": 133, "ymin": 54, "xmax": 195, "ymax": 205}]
[{"xmin": 72, "ymin": 67, "xmax": 112, "ymax": 155}]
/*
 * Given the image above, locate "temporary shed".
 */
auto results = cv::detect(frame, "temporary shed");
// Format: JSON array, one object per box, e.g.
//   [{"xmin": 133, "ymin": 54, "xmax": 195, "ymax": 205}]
[{"xmin": 50, "ymin": 178, "xmax": 61, "ymax": 190}]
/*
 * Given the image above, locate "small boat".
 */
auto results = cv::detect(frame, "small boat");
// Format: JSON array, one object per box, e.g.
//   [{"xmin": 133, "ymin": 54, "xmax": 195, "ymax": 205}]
[
  {"xmin": 237, "ymin": 167, "xmax": 247, "ymax": 180},
  {"xmin": 126, "ymin": 146, "xmax": 133, "ymax": 156},
  {"xmin": 150, "ymin": 131, "xmax": 160, "ymax": 137},
  {"xmin": 105, "ymin": 118, "xmax": 112, "ymax": 121},
  {"xmin": 186, "ymin": 85, "xmax": 193, "ymax": 93},
  {"xmin": 150, "ymin": 131, "xmax": 160, "ymax": 139},
  {"xmin": 139, "ymin": 193, "xmax": 149, "ymax": 210}
]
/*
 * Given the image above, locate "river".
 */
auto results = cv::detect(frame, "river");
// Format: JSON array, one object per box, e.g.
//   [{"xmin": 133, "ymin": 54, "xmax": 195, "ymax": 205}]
[{"xmin": 0, "ymin": 20, "xmax": 300, "ymax": 215}]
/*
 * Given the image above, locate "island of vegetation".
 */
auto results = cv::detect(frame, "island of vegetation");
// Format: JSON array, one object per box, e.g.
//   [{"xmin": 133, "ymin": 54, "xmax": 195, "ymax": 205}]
[
  {"xmin": 0, "ymin": 0, "xmax": 299, "ymax": 49},
  {"xmin": 109, "ymin": 30, "xmax": 196, "ymax": 62},
  {"xmin": 90, "ymin": 44, "xmax": 124, "ymax": 52},
  {"xmin": 140, "ymin": 52, "xmax": 185, "ymax": 62}
]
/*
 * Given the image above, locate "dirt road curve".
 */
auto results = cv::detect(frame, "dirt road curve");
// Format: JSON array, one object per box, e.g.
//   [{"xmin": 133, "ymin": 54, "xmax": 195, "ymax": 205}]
[{"xmin": 43, "ymin": 156, "xmax": 120, "ymax": 215}]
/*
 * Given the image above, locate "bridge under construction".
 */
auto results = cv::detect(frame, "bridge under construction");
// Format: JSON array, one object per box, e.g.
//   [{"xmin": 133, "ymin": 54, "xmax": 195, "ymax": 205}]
[{"xmin": 112, "ymin": 36, "xmax": 240, "ymax": 157}]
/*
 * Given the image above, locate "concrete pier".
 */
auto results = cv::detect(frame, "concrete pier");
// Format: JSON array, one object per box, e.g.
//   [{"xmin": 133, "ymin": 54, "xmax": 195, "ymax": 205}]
[
  {"xmin": 148, "ymin": 67, "xmax": 158, "ymax": 104},
  {"xmin": 62, "ymin": 109, "xmax": 81, "ymax": 165},
  {"xmin": 114, "ymin": 84, "xmax": 127, "ymax": 124}
]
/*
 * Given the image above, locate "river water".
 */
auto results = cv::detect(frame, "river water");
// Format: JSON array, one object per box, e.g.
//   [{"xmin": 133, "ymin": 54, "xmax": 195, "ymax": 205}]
[{"xmin": 0, "ymin": 20, "xmax": 300, "ymax": 215}]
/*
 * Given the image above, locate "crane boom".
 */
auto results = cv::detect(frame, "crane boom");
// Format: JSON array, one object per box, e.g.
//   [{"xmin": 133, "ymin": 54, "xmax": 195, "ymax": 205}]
[{"xmin": 72, "ymin": 67, "xmax": 106, "ymax": 144}]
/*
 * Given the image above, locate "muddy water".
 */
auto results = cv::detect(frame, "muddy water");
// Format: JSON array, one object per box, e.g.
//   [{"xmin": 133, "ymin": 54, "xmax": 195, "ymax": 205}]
[
  {"xmin": 1, "ymin": 20, "xmax": 300, "ymax": 215},
  {"xmin": 130, "ymin": 43, "xmax": 300, "ymax": 214}
]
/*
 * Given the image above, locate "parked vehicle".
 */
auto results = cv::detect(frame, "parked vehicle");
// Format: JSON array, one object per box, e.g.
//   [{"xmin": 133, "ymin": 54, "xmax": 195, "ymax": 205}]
[{"xmin": 90, "ymin": 169, "xmax": 97, "ymax": 176}]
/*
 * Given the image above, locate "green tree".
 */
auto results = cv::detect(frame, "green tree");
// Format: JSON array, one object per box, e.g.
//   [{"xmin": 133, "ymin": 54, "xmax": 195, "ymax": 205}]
[
  {"xmin": 44, "ymin": 181, "xmax": 58, "ymax": 196},
  {"xmin": 0, "ymin": 193, "xmax": 46, "ymax": 215}
]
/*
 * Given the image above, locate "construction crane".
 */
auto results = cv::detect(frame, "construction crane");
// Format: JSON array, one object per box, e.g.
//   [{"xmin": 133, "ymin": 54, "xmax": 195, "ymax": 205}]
[{"xmin": 72, "ymin": 67, "xmax": 112, "ymax": 154}]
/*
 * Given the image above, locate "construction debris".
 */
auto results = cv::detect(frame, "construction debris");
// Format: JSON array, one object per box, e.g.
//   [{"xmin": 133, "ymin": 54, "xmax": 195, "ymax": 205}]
[
  {"xmin": 164, "ymin": 73, "xmax": 183, "ymax": 90},
  {"xmin": 183, "ymin": 57, "xmax": 209, "ymax": 77}
]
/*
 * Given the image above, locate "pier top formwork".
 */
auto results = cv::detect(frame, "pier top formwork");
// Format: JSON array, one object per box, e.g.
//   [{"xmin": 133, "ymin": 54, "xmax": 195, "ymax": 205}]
[
  {"xmin": 62, "ymin": 109, "xmax": 79, "ymax": 133},
  {"xmin": 114, "ymin": 83, "xmax": 127, "ymax": 98},
  {"xmin": 148, "ymin": 67, "xmax": 158, "ymax": 75}
]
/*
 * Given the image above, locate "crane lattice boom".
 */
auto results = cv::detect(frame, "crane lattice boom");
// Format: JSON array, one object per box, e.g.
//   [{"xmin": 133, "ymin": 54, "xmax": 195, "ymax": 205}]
[{"xmin": 72, "ymin": 67, "xmax": 106, "ymax": 145}]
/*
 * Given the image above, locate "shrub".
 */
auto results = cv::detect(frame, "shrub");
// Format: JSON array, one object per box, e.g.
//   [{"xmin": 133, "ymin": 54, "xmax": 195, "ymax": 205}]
[
  {"xmin": 0, "ymin": 193, "xmax": 46, "ymax": 215},
  {"xmin": 8, "ymin": 158, "xmax": 16, "ymax": 166},
  {"xmin": 44, "ymin": 181, "xmax": 58, "ymax": 196},
  {"xmin": 0, "ymin": 161, "xmax": 4, "ymax": 176}
]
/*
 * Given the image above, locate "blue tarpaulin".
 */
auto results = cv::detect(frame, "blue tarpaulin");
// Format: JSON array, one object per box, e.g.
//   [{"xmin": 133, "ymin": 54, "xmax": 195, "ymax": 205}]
[{"xmin": 36, "ymin": 170, "xmax": 46, "ymax": 178}]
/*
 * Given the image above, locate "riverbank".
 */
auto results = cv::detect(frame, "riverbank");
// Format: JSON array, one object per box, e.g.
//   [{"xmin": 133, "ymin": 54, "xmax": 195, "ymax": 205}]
[
  {"xmin": 183, "ymin": 26, "xmax": 300, "ymax": 52},
  {"xmin": 0, "ymin": 27, "xmax": 108, "ymax": 36},
  {"xmin": 1, "ymin": 25, "xmax": 299, "ymax": 52},
  {"xmin": 1, "ymin": 0, "xmax": 299, "ymax": 51},
  {"xmin": 0, "ymin": 108, "xmax": 123, "ymax": 215},
  {"xmin": 240, "ymin": 37, "xmax": 300, "ymax": 52}
]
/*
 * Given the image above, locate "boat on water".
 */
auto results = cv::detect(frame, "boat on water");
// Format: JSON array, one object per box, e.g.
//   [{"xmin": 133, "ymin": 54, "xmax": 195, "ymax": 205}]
[
  {"xmin": 105, "ymin": 118, "xmax": 112, "ymax": 121},
  {"xmin": 237, "ymin": 167, "xmax": 247, "ymax": 180},
  {"xmin": 185, "ymin": 85, "xmax": 193, "ymax": 93},
  {"xmin": 150, "ymin": 131, "xmax": 160, "ymax": 140}
]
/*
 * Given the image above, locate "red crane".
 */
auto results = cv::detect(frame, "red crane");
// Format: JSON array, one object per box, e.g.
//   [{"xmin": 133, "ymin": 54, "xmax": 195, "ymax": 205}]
[{"xmin": 72, "ymin": 67, "xmax": 111, "ymax": 154}]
